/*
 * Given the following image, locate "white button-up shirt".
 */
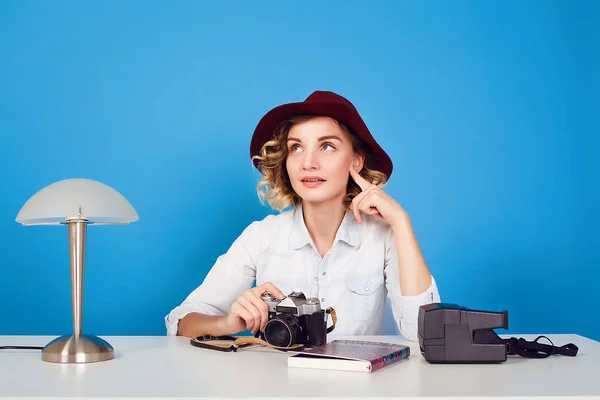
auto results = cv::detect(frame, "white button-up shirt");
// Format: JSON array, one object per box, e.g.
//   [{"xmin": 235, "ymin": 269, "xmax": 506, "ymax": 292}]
[{"xmin": 165, "ymin": 205, "xmax": 440, "ymax": 342}]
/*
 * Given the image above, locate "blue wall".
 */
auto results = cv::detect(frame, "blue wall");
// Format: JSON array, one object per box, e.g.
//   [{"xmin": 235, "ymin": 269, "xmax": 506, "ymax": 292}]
[{"xmin": 1, "ymin": 1, "xmax": 598, "ymax": 341}]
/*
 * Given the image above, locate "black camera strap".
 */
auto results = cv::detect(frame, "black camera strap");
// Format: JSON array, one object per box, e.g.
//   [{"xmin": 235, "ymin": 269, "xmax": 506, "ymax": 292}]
[
  {"xmin": 474, "ymin": 330, "xmax": 579, "ymax": 359},
  {"xmin": 504, "ymin": 335, "xmax": 579, "ymax": 358},
  {"xmin": 190, "ymin": 307, "xmax": 337, "ymax": 353}
]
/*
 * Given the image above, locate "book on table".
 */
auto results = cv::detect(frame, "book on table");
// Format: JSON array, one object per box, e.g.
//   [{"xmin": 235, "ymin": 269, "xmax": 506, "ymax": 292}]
[{"xmin": 287, "ymin": 339, "xmax": 410, "ymax": 373}]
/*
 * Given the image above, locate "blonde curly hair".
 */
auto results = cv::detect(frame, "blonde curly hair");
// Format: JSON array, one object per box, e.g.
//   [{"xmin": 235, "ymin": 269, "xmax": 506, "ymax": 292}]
[{"xmin": 251, "ymin": 115, "xmax": 388, "ymax": 212}]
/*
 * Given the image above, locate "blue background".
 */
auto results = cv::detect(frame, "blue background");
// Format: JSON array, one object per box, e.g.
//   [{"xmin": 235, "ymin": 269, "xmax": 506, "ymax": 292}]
[{"xmin": 1, "ymin": 1, "xmax": 598, "ymax": 341}]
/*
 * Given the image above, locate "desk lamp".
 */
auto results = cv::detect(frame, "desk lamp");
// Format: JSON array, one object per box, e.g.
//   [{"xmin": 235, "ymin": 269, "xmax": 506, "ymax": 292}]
[{"xmin": 15, "ymin": 178, "xmax": 139, "ymax": 363}]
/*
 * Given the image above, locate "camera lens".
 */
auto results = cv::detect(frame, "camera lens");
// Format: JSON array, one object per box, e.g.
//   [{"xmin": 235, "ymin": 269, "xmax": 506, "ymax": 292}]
[{"xmin": 264, "ymin": 313, "xmax": 301, "ymax": 347}]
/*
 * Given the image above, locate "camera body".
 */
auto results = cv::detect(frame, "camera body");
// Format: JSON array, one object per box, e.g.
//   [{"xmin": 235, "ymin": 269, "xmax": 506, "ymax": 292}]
[{"xmin": 260, "ymin": 289, "xmax": 328, "ymax": 348}]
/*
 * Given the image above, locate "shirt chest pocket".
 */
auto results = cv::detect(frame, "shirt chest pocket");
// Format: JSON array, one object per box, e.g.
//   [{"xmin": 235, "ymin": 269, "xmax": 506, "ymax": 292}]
[{"xmin": 346, "ymin": 275, "xmax": 385, "ymax": 322}]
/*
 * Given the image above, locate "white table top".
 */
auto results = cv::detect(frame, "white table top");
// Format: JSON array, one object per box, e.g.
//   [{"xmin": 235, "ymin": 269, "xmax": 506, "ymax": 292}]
[{"xmin": 0, "ymin": 334, "xmax": 598, "ymax": 399}]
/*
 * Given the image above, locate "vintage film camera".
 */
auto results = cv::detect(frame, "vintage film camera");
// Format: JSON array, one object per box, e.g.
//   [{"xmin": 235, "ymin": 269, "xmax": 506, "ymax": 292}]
[{"xmin": 259, "ymin": 289, "xmax": 335, "ymax": 348}]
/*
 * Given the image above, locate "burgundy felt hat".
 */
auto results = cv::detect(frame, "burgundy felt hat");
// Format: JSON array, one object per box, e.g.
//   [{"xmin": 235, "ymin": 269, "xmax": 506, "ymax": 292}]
[{"xmin": 250, "ymin": 90, "xmax": 393, "ymax": 178}]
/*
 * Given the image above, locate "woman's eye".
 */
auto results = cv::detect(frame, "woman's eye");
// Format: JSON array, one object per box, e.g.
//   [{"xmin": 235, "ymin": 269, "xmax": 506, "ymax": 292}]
[
  {"xmin": 289, "ymin": 144, "xmax": 301, "ymax": 152},
  {"xmin": 322, "ymin": 143, "xmax": 335, "ymax": 151}
]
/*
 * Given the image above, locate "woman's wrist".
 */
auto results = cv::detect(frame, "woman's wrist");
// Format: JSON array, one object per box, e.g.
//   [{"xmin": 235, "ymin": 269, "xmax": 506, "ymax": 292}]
[{"xmin": 390, "ymin": 209, "xmax": 412, "ymax": 234}]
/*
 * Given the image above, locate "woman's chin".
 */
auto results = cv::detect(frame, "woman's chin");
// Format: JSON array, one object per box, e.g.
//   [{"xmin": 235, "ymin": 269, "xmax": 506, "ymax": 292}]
[{"xmin": 297, "ymin": 190, "xmax": 342, "ymax": 205}]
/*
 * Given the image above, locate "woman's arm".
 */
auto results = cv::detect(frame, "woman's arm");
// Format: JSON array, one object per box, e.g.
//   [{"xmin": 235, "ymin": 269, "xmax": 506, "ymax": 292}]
[
  {"xmin": 349, "ymin": 166, "xmax": 440, "ymax": 341},
  {"xmin": 176, "ymin": 280, "xmax": 285, "ymax": 338},
  {"xmin": 383, "ymin": 221, "xmax": 440, "ymax": 341},
  {"xmin": 177, "ymin": 313, "xmax": 229, "ymax": 337},
  {"xmin": 390, "ymin": 210, "xmax": 432, "ymax": 296},
  {"xmin": 349, "ymin": 167, "xmax": 432, "ymax": 296}
]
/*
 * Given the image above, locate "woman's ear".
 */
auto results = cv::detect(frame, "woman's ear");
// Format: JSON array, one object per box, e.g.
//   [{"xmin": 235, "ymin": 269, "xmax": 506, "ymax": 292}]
[{"xmin": 351, "ymin": 154, "xmax": 365, "ymax": 172}]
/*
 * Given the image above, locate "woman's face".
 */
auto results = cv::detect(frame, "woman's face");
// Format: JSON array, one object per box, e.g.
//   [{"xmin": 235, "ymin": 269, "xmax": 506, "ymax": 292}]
[{"xmin": 285, "ymin": 117, "xmax": 362, "ymax": 207}]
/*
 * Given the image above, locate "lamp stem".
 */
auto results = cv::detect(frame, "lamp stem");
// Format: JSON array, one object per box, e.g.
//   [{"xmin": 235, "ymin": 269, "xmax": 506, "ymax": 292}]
[
  {"xmin": 40, "ymin": 217, "xmax": 113, "ymax": 363},
  {"xmin": 68, "ymin": 220, "xmax": 87, "ymax": 338}
]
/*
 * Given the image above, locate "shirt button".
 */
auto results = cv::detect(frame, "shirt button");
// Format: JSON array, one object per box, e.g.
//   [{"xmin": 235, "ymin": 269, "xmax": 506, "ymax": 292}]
[
  {"xmin": 321, "ymin": 298, "xmax": 326, "ymax": 302},
  {"xmin": 314, "ymin": 277, "xmax": 318, "ymax": 281},
  {"xmin": 364, "ymin": 287, "xmax": 369, "ymax": 291},
  {"xmin": 321, "ymin": 271, "xmax": 327, "ymax": 276}
]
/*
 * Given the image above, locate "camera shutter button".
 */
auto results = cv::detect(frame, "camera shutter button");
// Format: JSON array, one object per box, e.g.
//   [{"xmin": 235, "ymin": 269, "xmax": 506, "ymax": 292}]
[{"xmin": 260, "ymin": 292, "xmax": 275, "ymax": 301}]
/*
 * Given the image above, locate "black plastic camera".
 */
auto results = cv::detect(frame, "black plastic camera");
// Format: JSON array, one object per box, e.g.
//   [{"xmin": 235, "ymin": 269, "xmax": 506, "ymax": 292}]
[{"xmin": 259, "ymin": 289, "xmax": 333, "ymax": 347}]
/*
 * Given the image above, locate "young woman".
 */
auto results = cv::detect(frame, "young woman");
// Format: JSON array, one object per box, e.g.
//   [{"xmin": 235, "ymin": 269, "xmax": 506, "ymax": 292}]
[{"xmin": 165, "ymin": 90, "xmax": 440, "ymax": 342}]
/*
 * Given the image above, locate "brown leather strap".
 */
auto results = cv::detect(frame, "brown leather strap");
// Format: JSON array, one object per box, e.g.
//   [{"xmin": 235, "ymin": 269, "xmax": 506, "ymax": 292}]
[
  {"xmin": 190, "ymin": 335, "xmax": 304, "ymax": 352},
  {"xmin": 234, "ymin": 337, "xmax": 305, "ymax": 351},
  {"xmin": 326, "ymin": 307, "xmax": 337, "ymax": 333}
]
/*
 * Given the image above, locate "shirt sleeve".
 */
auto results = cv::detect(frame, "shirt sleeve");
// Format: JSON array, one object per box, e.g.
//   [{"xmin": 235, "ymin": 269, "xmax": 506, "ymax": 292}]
[
  {"xmin": 164, "ymin": 221, "xmax": 261, "ymax": 336},
  {"xmin": 383, "ymin": 226, "xmax": 441, "ymax": 342}
]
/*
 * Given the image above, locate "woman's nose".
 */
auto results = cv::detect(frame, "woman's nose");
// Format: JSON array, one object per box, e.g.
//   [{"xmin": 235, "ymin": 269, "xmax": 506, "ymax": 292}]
[{"xmin": 302, "ymin": 150, "xmax": 320, "ymax": 170}]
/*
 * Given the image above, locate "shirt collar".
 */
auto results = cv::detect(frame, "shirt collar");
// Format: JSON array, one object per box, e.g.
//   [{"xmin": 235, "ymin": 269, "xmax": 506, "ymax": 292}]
[{"xmin": 291, "ymin": 205, "xmax": 359, "ymax": 250}]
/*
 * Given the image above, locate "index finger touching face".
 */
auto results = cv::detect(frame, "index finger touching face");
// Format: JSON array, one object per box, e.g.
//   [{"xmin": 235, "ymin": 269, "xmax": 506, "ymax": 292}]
[{"xmin": 349, "ymin": 165, "xmax": 371, "ymax": 191}]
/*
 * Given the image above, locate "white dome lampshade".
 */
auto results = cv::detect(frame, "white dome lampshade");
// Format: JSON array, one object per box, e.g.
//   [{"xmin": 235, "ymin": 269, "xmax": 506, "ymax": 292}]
[
  {"xmin": 16, "ymin": 178, "xmax": 139, "ymax": 225},
  {"xmin": 15, "ymin": 178, "xmax": 139, "ymax": 364}
]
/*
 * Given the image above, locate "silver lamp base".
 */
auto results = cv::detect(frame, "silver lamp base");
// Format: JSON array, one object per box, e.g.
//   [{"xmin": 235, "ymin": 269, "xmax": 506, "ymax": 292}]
[{"xmin": 42, "ymin": 334, "xmax": 114, "ymax": 363}]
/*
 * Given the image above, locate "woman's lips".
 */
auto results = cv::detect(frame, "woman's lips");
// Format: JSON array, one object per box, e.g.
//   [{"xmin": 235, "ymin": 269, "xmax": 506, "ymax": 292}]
[{"xmin": 300, "ymin": 176, "xmax": 326, "ymax": 188}]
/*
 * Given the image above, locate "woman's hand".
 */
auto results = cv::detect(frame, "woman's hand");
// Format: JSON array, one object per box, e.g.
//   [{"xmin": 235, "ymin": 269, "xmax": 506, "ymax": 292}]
[
  {"xmin": 349, "ymin": 166, "xmax": 406, "ymax": 227},
  {"xmin": 223, "ymin": 281, "xmax": 285, "ymax": 335}
]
